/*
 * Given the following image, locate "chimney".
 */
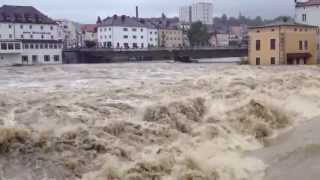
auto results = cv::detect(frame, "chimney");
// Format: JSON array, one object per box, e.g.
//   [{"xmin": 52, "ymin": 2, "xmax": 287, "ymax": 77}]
[{"xmin": 136, "ymin": 6, "xmax": 139, "ymax": 19}]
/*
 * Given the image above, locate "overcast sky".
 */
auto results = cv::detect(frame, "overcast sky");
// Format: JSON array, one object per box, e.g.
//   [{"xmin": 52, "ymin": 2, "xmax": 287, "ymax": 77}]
[{"xmin": 0, "ymin": 0, "xmax": 295, "ymax": 23}]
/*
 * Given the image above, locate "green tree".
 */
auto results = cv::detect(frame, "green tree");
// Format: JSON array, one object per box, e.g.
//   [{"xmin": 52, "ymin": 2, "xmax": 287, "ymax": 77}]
[{"xmin": 187, "ymin": 21, "xmax": 210, "ymax": 47}]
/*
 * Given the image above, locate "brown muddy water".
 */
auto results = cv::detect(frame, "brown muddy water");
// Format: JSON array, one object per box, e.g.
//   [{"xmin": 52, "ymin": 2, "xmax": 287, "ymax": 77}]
[{"xmin": 0, "ymin": 61, "xmax": 320, "ymax": 180}]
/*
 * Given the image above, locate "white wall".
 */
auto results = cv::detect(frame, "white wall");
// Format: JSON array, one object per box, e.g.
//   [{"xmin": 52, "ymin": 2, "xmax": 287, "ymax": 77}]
[
  {"xmin": 98, "ymin": 26, "xmax": 149, "ymax": 48},
  {"xmin": 192, "ymin": 2, "xmax": 213, "ymax": 25},
  {"xmin": 179, "ymin": 6, "xmax": 191, "ymax": 23},
  {"xmin": 295, "ymin": 6, "xmax": 320, "ymax": 26},
  {"xmin": 147, "ymin": 28, "xmax": 159, "ymax": 47}
]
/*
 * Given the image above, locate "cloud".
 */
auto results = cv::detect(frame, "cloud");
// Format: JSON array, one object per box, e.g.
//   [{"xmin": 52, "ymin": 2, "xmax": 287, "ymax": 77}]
[{"xmin": 0, "ymin": 0, "xmax": 294, "ymax": 23}]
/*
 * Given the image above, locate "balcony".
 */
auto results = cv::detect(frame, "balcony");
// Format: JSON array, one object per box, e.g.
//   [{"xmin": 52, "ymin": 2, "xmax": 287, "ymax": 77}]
[{"xmin": 0, "ymin": 41, "xmax": 23, "ymax": 54}]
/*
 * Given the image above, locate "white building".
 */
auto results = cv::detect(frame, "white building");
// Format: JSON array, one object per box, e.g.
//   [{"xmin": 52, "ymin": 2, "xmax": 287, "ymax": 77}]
[
  {"xmin": 295, "ymin": 0, "xmax": 320, "ymax": 26},
  {"xmin": 0, "ymin": 5, "xmax": 63, "ymax": 66},
  {"xmin": 81, "ymin": 24, "xmax": 98, "ymax": 47},
  {"xmin": 192, "ymin": 0, "xmax": 213, "ymax": 25},
  {"xmin": 179, "ymin": 6, "xmax": 192, "ymax": 23},
  {"xmin": 56, "ymin": 19, "xmax": 81, "ymax": 48},
  {"xmin": 295, "ymin": 0, "xmax": 320, "ymax": 61},
  {"xmin": 98, "ymin": 15, "xmax": 158, "ymax": 49}
]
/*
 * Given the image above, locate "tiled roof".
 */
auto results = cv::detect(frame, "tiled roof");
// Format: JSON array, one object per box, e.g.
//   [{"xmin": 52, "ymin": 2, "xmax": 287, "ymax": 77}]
[
  {"xmin": 249, "ymin": 20, "xmax": 318, "ymax": 29},
  {"xmin": 296, "ymin": 0, "xmax": 320, "ymax": 7},
  {"xmin": 0, "ymin": 5, "xmax": 56, "ymax": 24},
  {"xmin": 101, "ymin": 15, "xmax": 147, "ymax": 28},
  {"xmin": 81, "ymin": 24, "xmax": 97, "ymax": 33}
]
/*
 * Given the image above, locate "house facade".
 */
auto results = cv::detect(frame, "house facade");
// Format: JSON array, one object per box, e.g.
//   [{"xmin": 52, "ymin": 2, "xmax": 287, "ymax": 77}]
[
  {"xmin": 97, "ymin": 15, "xmax": 155, "ymax": 49},
  {"xmin": 0, "ymin": 5, "xmax": 63, "ymax": 66},
  {"xmin": 295, "ymin": 0, "xmax": 320, "ymax": 61},
  {"xmin": 248, "ymin": 21, "xmax": 318, "ymax": 65},
  {"xmin": 81, "ymin": 24, "xmax": 97, "ymax": 47}
]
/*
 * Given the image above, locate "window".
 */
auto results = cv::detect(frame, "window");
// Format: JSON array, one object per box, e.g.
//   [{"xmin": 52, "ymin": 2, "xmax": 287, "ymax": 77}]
[
  {"xmin": 7, "ymin": 43, "xmax": 13, "ymax": 50},
  {"xmin": 256, "ymin": 57, "xmax": 261, "ymax": 65},
  {"xmin": 132, "ymin": 28, "xmax": 137, "ymax": 31},
  {"xmin": 15, "ymin": 43, "xmax": 21, "ymax": 49},
  {"xmin": 123, "ymin": 28, "xmax": 128, "ymax": 31},
  {"xmin": 54, "ymin": 44, "xmax": 58, "ymax": 49},
  {"xmin": 140, "ymin": 29, "xmax": 143, "ymax": 32},
  {"xmin": 302, "ymin": 14, "xmax": 307, "ymax": 22},
  {"xmin": 123, "ymin": 35, "xmax": 128, "ymax": 39},
  {"xmin": 8, "ymin": 24, "xmax": 12, "ymax": 29},
  {"xmin": 44, "ymin": 55, "xmax": 50, "ymax": 62},
  {"xmin": 40, "ymin": 44, "xmax": 44, "ymax": 49},
  {"xmin": 30, "ymin": 44, "xmax": 34, "ymax": 49},
  {"xmin": 271, "ymin": 57, "xmax": 276, "ymax": 65},
  {"xmin": 51, "ymin": 35, "xmax": 54, "ymax": 39},
  {"xmin": 40, "ymin": 26, "xmax": 44, "ymax": 30},
  {"xmin": 270, "ymin": 39, "xmax": 276, "ymax": 50},
  {"xmin": 133, "ymin": 35, "xmax": 137, "ymax": 39},
  {"xmin": 35, "ymin": 44, "xmax": 39, "ymax": 49},
  {"xmin": 21, "ymin": 35, "xmax": 24, "ymax": 39},
  {"xmin": 9, "ymin": 34, "xmax": 12, "ymax": 39},
  {"xmin": 20, "ymin": 25, "xmax": 23, "ymax": 29},
  {"xmin": 109, "ymin": 35, "xmax": 111, "ymax": 39},
  {"xmin": 256, "ymin": 40, "xmax": 261, "ymax": 50},
  {"xmin": 22, "ymin": 56, "xmax": 28, "ymax": 63},
  {"xmin": 304, "ymin": 40, "xmax": 308, "ymax": 50},
  {"xmin": 50, "ymin": 26, "xmax": 53, "ymax": 30},
  {"xmin": 30, "ymin": 34, "xmax": 33, "ymax": 39},
  {"xmin": 299, "ymin": 40, "xmax": 303, "ymax": 50},
  {"xmin": 45, "ymin": 44, "xmax": 48, "ymax": 49},
  {"xmin": 54, "ymin": 55, "xmax": 60, "ymax": 62},
  {"xmin": 141, "ymin": 36, "xmax": 144, "ymax": 39},
  {"xmin": 32, "ymin": 55, "xmax": 38, "ymax": 63},
  {"xmin": 1, "ymin": 43, "xmax": 7, "ymax": 50},
  {"xmin": 49, "ymin": 44, "xmax": 53, "ymax": 49},
  {"xmin": 24, "ymin": 44, "xmax": 29, "ymax": 49},
  {"xmin": 109, "ymin": 28, "xmax": 111, "ymax": 31},
  {"xmin": 29, "ymin": 25, "xmax": 32, "ymax": 29},
  {"xmin": 41, "ymin": 35, "xmax": 44, "ymax": 39}
]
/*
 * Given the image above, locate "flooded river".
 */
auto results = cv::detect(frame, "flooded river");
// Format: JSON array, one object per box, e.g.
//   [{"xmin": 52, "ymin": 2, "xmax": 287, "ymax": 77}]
[{"xmin": 0, "ymin": 61, "xmax": 320, "ymax": 180}]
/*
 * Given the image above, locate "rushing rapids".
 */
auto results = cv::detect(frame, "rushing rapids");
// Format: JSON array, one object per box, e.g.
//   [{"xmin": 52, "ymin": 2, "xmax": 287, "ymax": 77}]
[{"xmin": 0, "ymin": 62, "xmax": 320, "ymax": 180}]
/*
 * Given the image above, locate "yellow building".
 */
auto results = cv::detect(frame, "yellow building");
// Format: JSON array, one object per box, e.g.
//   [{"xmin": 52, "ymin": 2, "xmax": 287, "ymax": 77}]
[
  {"xmin": 248, "ymin": 21, "xmax": 318, "ymax": 65},
  {"xmin": 159, "ymin": 29, "xmax": 183, "ymax": 48}
]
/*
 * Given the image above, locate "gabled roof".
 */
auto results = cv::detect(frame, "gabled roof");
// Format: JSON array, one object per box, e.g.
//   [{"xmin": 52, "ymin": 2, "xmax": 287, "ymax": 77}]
[
  {"xmin": 0, "ymin": 5, "xmax": 56, "ymax": 24},
  {"xmin": 249, "ymin": 20, "xmax": 318, "ymax": 29},
  {"xmin": 296, "ymin": 0, "xmax": 320, "ymax": 7},
  {"xmin": 81, "ymin": 24, "xmax": 97, "ymax": 33},
  {"xmin": 100, "ymin": 15, "xmax": 147, "ymax": 28}
]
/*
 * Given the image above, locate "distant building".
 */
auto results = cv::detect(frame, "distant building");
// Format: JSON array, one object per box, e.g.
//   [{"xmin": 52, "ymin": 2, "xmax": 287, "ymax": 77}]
[
  {"xmin": 210, "ymin": 33, "xmax": 229, "ymax": 47},
  {"xmin": 192, "ymin": 1, "xmax": 213, "ymax": 25},
  {"xmin": 97, "ymin": 15, "xmax": 152, "ymax": 49},
  {"xmin": 248, "ymin": 21, "xmax": 318, "ymax": 65},
  {"xmin": 56, "ymin": 19, "xmax": 81, "ymax": 48},
  {"xmin": 179, "ymin": 6, "xmax": 192, "ymax": 23},
  {"xmin": 0, "ymin": 5, "xmax": 63, "ymax": 66},
  {"xmin": 81, "ymin": 24, "xmax": 97, "ymax": 47},
  {"xmin": 147, "ymin": 17, "xmax": 184, "ymax": 48}
]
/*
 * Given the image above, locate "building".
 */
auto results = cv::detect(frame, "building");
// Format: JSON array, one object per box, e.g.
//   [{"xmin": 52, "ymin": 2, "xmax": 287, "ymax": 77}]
[
  {"xmin": 98, "ymin": 15, "xmax": 150, "ymax": 49},
  {"xmin": 0, "ymin": 5, "xmax": 63, "ymax": 66},
  {"xmin": 56, "ymin": 19, "xmax": 81, "ymax": 48},
  {"xmin": 81, "ymin": 24, "xmax": 97, "ymax": 47},
  {"xmin": 295, "ymin": 0, "xmax": 320, "ymax": 26},
  {"xmin": 210, "ymin": 33, "xmax": 230, "ymax": 47},
  {"xmin": 159, "ymin": 29, "xmax": 183, "ymax": 48},
  {"xmin": 179, "ymin": 6, "xmax": 192, "ymax": 23},
  {"xmin": 248, "ymin": 21, "xmax": 318, "ymax": 65},
  {"xmin": 192, "ymin": 0, "xmax": 213, "ymax": 25},
  {"xmin": 295, "ymin": 0, "xmax": 320, "ymax": 61},
  {"xmin": 148, "ymin": 16, "xmax": 184, "ymax": 48}
]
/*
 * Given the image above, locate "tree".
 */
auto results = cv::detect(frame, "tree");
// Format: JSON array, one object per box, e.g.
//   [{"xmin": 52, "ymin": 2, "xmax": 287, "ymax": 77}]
[{"xmin": 187, "ymin": 21, "xmax": 210, "ymax": 47}]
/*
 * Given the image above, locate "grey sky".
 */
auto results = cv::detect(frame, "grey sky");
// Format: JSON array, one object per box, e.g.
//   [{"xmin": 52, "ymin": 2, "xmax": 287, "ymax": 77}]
[{"xmin": 0, "ymin": 0, "xmax": 295, "ymax": 23}]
